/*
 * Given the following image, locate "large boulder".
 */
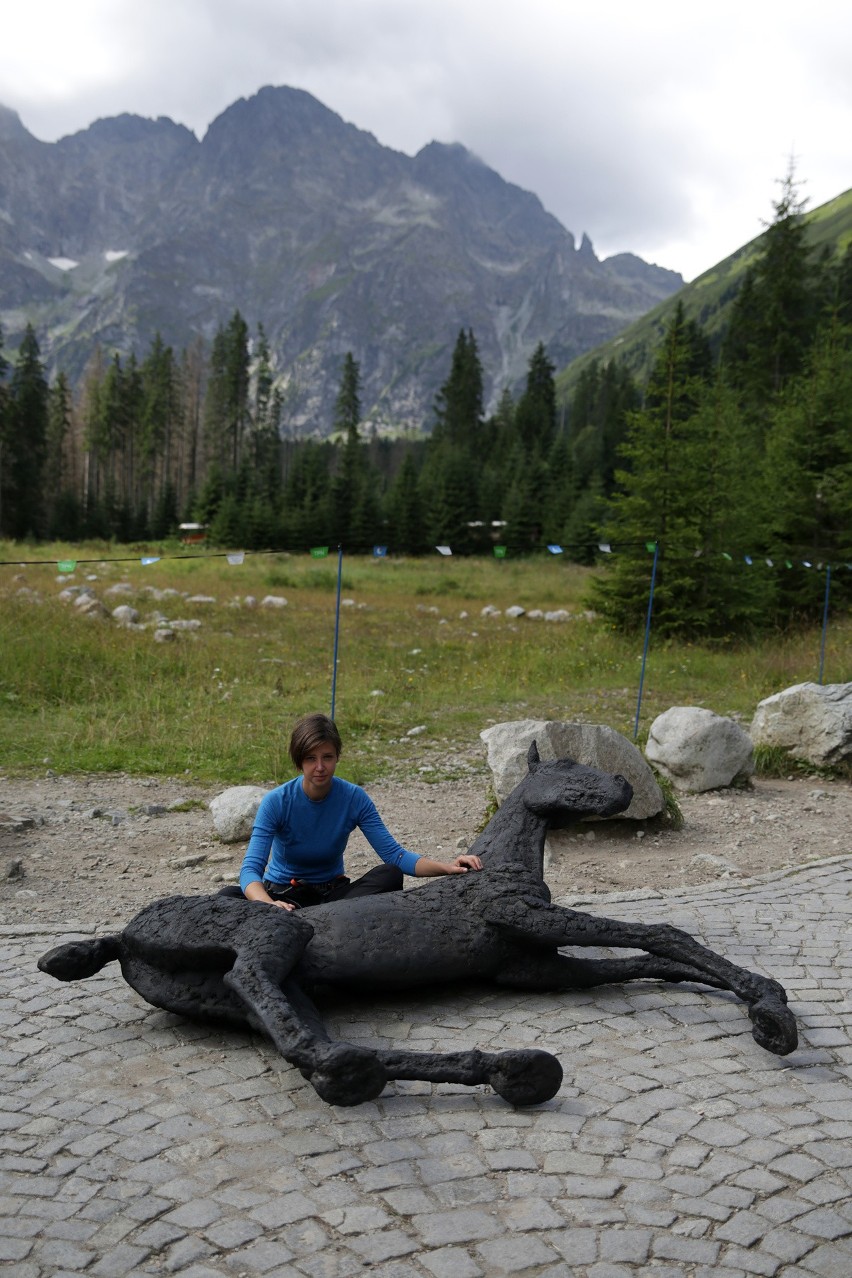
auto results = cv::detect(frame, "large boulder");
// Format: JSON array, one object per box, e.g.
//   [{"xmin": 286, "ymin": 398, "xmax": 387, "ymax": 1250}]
[
  {"xmin": 751, "ymin": 682, "xmax": 852, "ymax": 767},
  {"xmin": 480, "ymin": 720, "xmax": 663, "ymax": 819},
  {"xmin": 209, "ymin": 785, "xmax": 270, "ymax": 842},
  {"xmin": 645, "ymin": 707, "xmax": 754, "ymax": 793}
]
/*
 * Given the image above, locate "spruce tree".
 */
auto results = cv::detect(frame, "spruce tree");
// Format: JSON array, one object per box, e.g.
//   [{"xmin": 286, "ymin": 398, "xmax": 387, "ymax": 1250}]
[
  {"xmin": 3, "ymin": 325, "xmax": 49, "ymax": 538},
  {"xmin": 589, "ymin": 305, "xmax": 767, "ymax": 636},
  {"xmin": 723, "ymin": 166, "xmax": 820, "ymax": 412},
  {"xmin": 514, "ymin": 343, "xmax": 557, "ymax": 457}
]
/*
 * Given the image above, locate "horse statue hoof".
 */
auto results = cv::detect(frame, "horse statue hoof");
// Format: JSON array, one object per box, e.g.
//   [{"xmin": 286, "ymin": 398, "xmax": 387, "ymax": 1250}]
[
  {"xmin": 309, "ymin": 1045, "xmax": 388, "ymax": 1106},
  {"xmin": 487, "ymin": 1049, "xmax": 563, "ymax": 1106},
  {"xmin": 749, "ymin": 997, "xmax": 798, "ymax": 1056}
]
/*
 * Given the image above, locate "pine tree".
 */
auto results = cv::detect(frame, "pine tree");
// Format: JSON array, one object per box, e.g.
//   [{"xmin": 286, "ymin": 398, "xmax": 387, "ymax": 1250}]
[
  {"xmin": 385, "ymin": 453, "xmax": 427, "ymax": 554},
  {"xmin": 723, "ymin": 165, "xmax": 820, "ymax": 412},
  {"xmin": 514, "ymin": 343, "xmax": 557, "ymax": 457},
  {"xmin": 203, "ymin": 312, "xmax": 250, "ymax": 474},
  {"xmin": 0, "ymin": 324, "xmax": 9, "ymax": 536},
  {"xmin": 44, "ymin": 373, "xmax": 72, "ymax": 536},
  {"xmin": 432, "ymin": 330, "xmax": 484, "ymax": 450},
  {"xmin": 762, "ymin": 317, "xmax": 852, "ymax": 616},
  {"xmin": 2, "ymin": 325, "xmax": 49, "ymax": 537},
  {"xmin": 589, "ymin": 306, "xmax": 769, "ymax": 636},
  {"xmin": 329, "ymin": 354, "xmax": 367, "ymax": 545}
]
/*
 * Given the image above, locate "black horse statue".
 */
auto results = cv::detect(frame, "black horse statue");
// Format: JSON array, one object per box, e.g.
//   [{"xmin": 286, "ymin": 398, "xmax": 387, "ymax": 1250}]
[{"xmin": 39, "ymin": 744, "xmax": 798, "ymax": 1107}]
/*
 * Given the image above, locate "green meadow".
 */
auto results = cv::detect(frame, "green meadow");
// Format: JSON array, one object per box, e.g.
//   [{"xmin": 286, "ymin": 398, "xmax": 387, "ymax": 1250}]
[{"xmin": 1, "ymin": 542, "xmax": 848, "ymax": 785}]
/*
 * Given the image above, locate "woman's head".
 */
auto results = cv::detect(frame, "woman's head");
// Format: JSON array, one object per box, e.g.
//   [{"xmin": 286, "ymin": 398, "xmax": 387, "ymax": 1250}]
[{"xmin": 289, "ymin": 713, "xmax": 343, "ymax": 770}]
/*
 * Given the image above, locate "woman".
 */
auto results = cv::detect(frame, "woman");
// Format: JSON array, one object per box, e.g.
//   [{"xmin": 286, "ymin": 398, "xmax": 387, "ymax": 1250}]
[{"xmin": 233, "ymin": 712, "xmax": 481, "ymax": 911}]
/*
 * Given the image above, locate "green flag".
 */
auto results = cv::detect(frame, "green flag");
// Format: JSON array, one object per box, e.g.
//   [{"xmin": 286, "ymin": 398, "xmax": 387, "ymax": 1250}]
[
  {"xmin": 493, "ymin": 546, "xmax": 507, "ymax": 558},
  {"xmin": 310, "ymin": 546, "xmax": 329, "ymax": 559},
  {"xmin": 57, "ymin": 560, "xmax": 77, "ymax": 573}
]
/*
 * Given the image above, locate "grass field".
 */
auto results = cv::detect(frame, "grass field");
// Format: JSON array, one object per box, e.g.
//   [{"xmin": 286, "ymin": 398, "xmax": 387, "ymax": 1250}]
[{"xmin": 1, "ymin": 541, "xmax": 849, "ymax": 785}]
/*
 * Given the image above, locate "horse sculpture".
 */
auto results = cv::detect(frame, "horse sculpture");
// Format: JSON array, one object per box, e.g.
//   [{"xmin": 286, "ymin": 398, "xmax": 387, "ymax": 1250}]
[{"xmin": 39, "ymin": 744, "xmax": 798, "ymax": 1107}]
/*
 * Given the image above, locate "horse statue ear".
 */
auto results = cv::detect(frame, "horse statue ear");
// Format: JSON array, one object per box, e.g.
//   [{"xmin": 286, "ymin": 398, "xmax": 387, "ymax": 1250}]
[{"xmin": 527, "ymin": 740, "xmax": 540, "ymax": 771}]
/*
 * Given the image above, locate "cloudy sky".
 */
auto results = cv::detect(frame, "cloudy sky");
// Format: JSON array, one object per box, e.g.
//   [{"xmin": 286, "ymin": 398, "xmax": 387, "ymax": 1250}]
[{"xmin": 2, "ymin": 0, "xmax": 850, "ymax": 281}]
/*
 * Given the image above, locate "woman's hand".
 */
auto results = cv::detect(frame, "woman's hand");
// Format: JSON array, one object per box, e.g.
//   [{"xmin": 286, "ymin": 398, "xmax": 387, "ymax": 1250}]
[{"xmin": 414, "ymin": 854, "xmax": 483, "ymax": 877}]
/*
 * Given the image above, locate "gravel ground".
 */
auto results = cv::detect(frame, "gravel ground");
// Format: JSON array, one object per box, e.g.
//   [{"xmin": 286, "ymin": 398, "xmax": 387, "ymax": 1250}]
[{"xmin": 1, "ymin": 767, "xmax": 849, "ymax": 931}]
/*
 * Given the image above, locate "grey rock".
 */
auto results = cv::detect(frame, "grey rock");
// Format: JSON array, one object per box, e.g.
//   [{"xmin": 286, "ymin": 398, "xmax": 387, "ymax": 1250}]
[
  {"xmin": 208, "ymin": 785, "xmax": 270, "ymax": 842},
  {"xmin": 260, "ymin": 595, "xmax": 288, "ymax": 608},
  {"xmin": 153, "ymin": 628, "xmax": 176, "ymax": 642},
  {"xmin": 751, "ymin": 682, "xmax": 852, "ymax": 766},
  {"xmin": 480, "ymin": 719, "xmax": 663, "ymax": 818},
  {"xmin": 645, "ymin": 706, "xmax": 754, "ymax": 793},
  {"xmin": 111, "ymin": 604, "xmax": 140, "ymax": 625}
]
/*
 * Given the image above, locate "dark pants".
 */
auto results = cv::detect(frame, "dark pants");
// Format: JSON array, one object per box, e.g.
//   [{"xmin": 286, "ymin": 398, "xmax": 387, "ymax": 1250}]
[{"xmin": 219, "ymin": 863, "xmax": 403, "ymax": 909}]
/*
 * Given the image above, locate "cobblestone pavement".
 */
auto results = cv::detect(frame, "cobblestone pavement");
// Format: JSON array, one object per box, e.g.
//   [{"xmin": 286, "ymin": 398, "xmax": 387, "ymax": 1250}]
[{"xmin": 2, "ymin": 858, "xmax": 851, "ymax": 1278}]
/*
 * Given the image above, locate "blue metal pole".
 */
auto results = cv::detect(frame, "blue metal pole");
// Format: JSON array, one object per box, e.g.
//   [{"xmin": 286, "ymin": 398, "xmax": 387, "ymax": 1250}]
[
  {"xmin": 634, "ymin": 541, "xmax": 660, "ymax": 741},
  {"xmin": 331, "ymin": 546, "xmax": 343, "ymax": 719},
  {"xmin": 818, "ymin": 564, "xmax": 831, "ymax": 685}
]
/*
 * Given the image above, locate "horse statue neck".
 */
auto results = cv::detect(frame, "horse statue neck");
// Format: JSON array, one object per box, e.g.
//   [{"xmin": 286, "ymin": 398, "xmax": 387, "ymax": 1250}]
[{"xmin": 468, "ymin": 776, "xmax": 548, "ymax": 879}]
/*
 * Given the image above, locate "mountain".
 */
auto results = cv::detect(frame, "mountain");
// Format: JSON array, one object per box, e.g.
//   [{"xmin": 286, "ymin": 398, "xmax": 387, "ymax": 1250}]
[
  {"xmin": 0, "ymin": 87, "xmax": 683, "ymax": 433},
  {"xmin": 556, "ymin": 186, "xmax": 852, "ymax": 402}
]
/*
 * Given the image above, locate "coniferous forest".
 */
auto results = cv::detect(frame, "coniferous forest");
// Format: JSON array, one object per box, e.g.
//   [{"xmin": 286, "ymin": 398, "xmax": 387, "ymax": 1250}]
[{"xmin": 1, "ymin": 174, "xmax": 850, "ymax": 637}]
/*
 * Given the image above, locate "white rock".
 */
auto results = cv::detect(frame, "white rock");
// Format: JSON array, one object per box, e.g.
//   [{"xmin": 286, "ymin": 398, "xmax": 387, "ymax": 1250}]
[
  {"xmin": 209, "ymin": 785, "xmax": 271, "ymax": 842},
  {"xmin": 645, "ymin": 706, "xmax": 754, "ymax": 793},
  {"xmin": 751, "ymin": 681, "xmax": 852, "ymax": 766},
  {"xmin": 187, "ymin": 595, "xmax": 216, "ymax": 604},
  {"xmin": 77, "ymin": 597, "xmax": 109, "ymax": 619},
  {"xmin": 105, "ymin": 583, "xmax": 135, "ymax": 597},
  {"xmin": 480, "ymin": 719, "xmax": 663, "ymax": 819},
  {"xmin": 112, "ymin": 604, "xmax": 140, "ymax": 625},
  {"xmin": 170, "ymin": 619, "xmax": 202, "ymax": 630},
  {"xmin": 544, "ymin": 610, "xmax": 571, "ymax": 622},
  {"xmin": 407, "ymin": 725, "xmax": 427, "ymax": 737},
  {"xmin": 260, "ymin": 595, "xmax": 288, "ymax": 608},
  {"xmin": 505, "ymin": 605, "xmax": 526, "ymax": 618},
  {"xmin": 153, "ymin": 628, "xmax": 176, "ymax": 642}
]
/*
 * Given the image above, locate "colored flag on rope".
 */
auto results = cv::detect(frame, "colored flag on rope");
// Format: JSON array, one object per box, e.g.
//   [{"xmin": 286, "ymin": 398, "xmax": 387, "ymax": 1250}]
[
  {"xmin": 493, "ymin": 545, "xmax": 507, "ymax": 558},
  {"xmin": 227, "ymin": 552, "xmax": 245, "ymax": 565},
  {"xmin": 373, "ymin": 546, "xmax": 387, "ymax": 558},
  {"xmin": 310, "ymin": 546, "xmax": 329, "ymax": 558},
  {"xmin": 598, "ymin": 543, "xmax": 612, "ymax": 554},
  {"xmin": 547, "ymin": 544, "xmax": 563, "ymax": 555},
  {"xmin": 435, "ymin": 545, "xmax": 452, "ymax": 556},
  {"xmin": 57, "ymin": 560, "xmax": 77, "ymax": 573},
  {"xmin": 141, "ymin": 557, "xmax": 160, "ymax": 566},
  {"xmin": 765, "ymin": 558, "xmax": 774, "ymax": 567},
  {"xmin": 645, "ymin": 541, "xmax": 657, "ymax": 553},
  {"xmin": 722, "ymin": 552, "xmax": 732, "ymax": 561},
  {"xmin": 745, "ymin": 555, "xmax": 753, "ymax": 565}
]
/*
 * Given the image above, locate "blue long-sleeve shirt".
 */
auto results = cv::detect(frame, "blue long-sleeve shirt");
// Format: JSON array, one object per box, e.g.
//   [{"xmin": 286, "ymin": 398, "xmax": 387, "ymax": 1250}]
[{"xmin": 239, "ymin": 775, "xmax": 421, "ymax": 891}]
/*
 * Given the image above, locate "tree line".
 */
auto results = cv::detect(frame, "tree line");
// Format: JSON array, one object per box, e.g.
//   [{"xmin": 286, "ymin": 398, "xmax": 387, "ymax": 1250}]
[{"xmin": 0, "ymin": 169, "xmax": 849, "ymax": 636}]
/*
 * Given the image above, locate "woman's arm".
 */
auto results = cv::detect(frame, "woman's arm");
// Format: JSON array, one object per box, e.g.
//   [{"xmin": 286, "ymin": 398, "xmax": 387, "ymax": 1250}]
[{"xmin": 413, "ymin": 853, "xmax": 483, "ymax": 877}]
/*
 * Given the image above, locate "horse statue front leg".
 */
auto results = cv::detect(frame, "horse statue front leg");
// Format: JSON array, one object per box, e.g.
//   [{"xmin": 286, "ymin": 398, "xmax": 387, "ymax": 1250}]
[
  {"xmin": 227, "ymin": 956, "xmax": 562, "ymax": 1106},
  {"xmin": 485, "ymin": 897, "xmax": 798, "ymax": 1056}
]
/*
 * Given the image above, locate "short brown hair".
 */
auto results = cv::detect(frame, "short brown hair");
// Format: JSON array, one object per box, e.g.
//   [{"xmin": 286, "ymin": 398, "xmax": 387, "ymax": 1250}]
[{"xmin": 289, "ymin": 713, "xmax": 343, "ymax": 769}]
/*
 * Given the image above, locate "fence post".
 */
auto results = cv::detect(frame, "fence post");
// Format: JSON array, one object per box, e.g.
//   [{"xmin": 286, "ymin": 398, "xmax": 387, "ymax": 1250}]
[
  {"xmin": 819, "ymin": 564, "xmax": 831, "ymax": 685},
  {"xmin": 633, "ymin": 541, "xmax": 660, "ymax": 741},
  {"xmin": 331, "ymin": 546, "xmax": 343, "ymax": 719}
]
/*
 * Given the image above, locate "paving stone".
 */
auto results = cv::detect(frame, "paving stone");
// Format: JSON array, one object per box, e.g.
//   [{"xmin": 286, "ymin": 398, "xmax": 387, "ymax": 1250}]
[{"xmin": 475, "ymin": 1233, "xmax": 561, "ymax": 1271}]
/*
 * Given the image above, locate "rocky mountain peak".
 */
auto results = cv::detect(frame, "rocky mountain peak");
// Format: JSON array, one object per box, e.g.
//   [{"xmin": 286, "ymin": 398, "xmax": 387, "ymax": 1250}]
[{"xmin": 0, "ymin": 86, "xmax": 684, "ymax": 431}]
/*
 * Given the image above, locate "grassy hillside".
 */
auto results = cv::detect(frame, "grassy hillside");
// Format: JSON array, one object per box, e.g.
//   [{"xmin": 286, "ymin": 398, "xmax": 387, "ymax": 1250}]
[
  {"xmin": 556, "ymin": 186, "xmax": 852, "ymax": 402},
  {"xmin": 1, "ymin": 542, "xmax": 847, "ymax": 783}
]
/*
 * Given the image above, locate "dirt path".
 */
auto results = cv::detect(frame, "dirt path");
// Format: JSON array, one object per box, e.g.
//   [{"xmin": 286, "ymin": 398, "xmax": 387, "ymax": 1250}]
[{"xmin": 2, "ymin": 767, "xmax": 849, "ymax": 931}]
